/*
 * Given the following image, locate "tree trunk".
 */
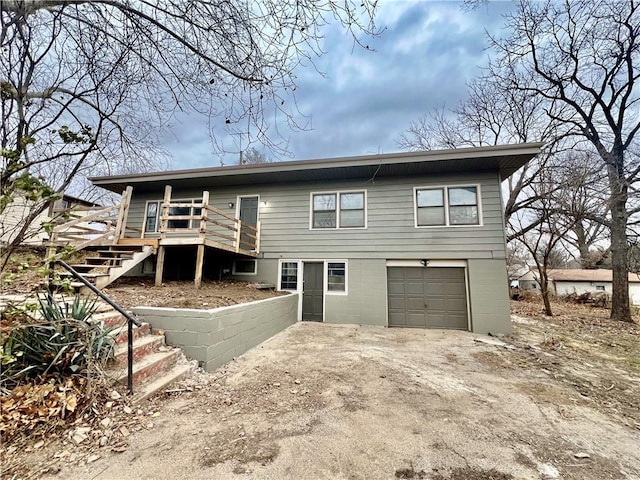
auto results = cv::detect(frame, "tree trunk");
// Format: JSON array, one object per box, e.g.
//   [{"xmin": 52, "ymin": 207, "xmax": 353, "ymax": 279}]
[
  {"xmin": 610, "ymin": 197, "xmax": 632, "ymax": 321},
  {"xmin": 607, "ymin": 148, "xmax": 632, "ymax": 322},
  {"xmin": 539, "ymin": 270, "xmax": 553, "ymax": 316}
]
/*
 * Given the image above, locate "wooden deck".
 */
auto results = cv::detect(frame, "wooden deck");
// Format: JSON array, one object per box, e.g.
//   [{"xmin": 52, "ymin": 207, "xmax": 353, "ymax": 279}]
[{"xmin": 47, "ymin": 185, "xmax": 261, "ymax": 289}]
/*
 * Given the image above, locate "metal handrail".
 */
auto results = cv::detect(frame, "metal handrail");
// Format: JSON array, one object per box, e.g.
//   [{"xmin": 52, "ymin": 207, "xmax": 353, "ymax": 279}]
[{"xmin": 55, "ymin": 259, "xmax": 141, "ymax": 394}]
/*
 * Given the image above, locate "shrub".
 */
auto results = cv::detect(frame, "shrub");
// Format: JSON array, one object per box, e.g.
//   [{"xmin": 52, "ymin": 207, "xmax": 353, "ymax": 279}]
[{"xmin": 0, "ymin": 294, "xmax": 115, "ymax": 394}]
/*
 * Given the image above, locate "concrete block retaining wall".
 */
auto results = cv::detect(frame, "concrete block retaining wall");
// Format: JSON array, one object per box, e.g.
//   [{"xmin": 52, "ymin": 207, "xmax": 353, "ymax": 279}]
[{"xmin": 132, "ymin": 293, "xmax": 298, "ymax": 371}]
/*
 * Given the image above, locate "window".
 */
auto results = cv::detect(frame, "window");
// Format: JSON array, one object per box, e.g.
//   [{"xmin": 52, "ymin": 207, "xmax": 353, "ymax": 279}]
[
  {"xmin": 327, "ymin": 262, "xmax": 346, "ymax": 292},
  {"xmin": 145, "ymin": 201, "xmax": 159, "ymax": 232},
  {"xmin": 415, "ymin": 186, "xmax": 480, "ymax": 227},
  {"xmin": 311, "ymin": 191, "xmax": 365, "ymax": 229},
  {"xmin": 595, "ymin": 285, "xmax": 605, "ymax": 291},
  {"xmin": 167, "ymin": 199, "xmax": 202, "ymax": 229},
  {"xmin": 280, "ymin": 262, "xmax": 299, "ymax": 290},
  {"xmin": 233, "ymin": 259, "xmax": 257, "ymax": 275}
]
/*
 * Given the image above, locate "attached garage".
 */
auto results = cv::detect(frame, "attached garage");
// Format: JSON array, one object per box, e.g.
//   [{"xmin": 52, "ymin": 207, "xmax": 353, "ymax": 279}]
[{"xmin": 387, "ymin": 265, "xmax": 469, "ymax": 330}]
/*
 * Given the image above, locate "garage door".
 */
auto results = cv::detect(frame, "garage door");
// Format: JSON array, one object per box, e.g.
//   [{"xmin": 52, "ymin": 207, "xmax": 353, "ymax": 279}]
[{"xmin": 387, "ymin": 267, "xmax": 468, "ymax": 330}]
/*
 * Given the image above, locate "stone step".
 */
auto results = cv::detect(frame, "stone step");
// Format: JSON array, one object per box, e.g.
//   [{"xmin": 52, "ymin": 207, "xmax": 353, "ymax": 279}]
[
  {"xmin": 109, "ymin": 322, "xmax": 152, "ymax": 344},
  {"xmin": 113, "ymin": 334, "xmax": 165, "ymax": 367},
  {"xmin": 111, "ymin": 348, "xmax": 182, "ymax": 386},
  {"xmin": 133, "ymin": 362, "xmax": 197, "ymax": 404},
  {"xmin": 91, "ymin": 310, "xmax": 126, "ymax": 328}
]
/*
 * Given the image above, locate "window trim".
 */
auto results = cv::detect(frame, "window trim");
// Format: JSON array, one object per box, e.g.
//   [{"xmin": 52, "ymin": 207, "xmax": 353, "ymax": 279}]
[
  {"xmin": 309, "ymin": 190, "xmax": 367, "ymax": 230},
  {"xmin": 413, "ymin": 184, "xmax": 483, "ymax": 228},
  {"xmin": 278, "ymin": 260, "xmax": 300, "ymax": 291},
  {"xmin": 325, "ymin": 260, "xmax": 348, "ymax": 296},
  {"xmin": 144, "ymin": 198, "xmax": 204, "ymax": 234},
  {"xmin": 142, "ymin": 200, "xmax": 161, "ymax": 235},
  {"xmin": 232, "ymin": 259, "xmax": 258, "ymax": 276}
]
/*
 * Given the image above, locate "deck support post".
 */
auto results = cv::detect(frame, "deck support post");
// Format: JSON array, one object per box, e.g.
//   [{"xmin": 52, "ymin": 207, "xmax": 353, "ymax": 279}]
[
  {"xmin": 155, "ymin": 246, "xmax": 165, "ymax": 286},
  {"xmin": 194, "ymin": 244, "xmax": 205, "ymax": 289}
]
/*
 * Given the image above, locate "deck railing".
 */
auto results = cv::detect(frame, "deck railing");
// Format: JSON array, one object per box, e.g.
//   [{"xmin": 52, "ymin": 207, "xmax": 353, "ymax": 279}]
[
  {"xmin": 159, "ymin": 186, "xmax": 260, "ymax": 253},
  {"xmin": 47, "ymin": 187, "xmax": 132, "ymax": 253}
]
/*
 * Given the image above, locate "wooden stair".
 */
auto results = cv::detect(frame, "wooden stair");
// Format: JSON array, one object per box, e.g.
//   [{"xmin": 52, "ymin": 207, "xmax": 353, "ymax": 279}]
[
  {"xmin": 60, "ymin": 244, "xmax": 154, "ymax": 291},
  {"xmin": 96, "ymin": 305, "xmax": 196, "ymax": 403}
]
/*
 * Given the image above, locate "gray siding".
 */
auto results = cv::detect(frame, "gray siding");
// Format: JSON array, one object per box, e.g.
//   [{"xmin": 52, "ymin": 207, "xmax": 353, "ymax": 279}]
[
  {"xmin": 325, "ymin": 259, "xmax": 387, "ymax": 326},
  {"xmin": 467, "ymin": 259, "xmax": 511, "ymax": 334},
  {"xmin": 125, "ymin": 171, "xmax": 506, "ymax": 260}
]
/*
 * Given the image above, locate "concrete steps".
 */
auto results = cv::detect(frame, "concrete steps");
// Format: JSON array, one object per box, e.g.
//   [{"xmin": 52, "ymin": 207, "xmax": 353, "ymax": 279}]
[{"xmin": 97, "ymin": 307, "xmax": 195, "ymax": 402}]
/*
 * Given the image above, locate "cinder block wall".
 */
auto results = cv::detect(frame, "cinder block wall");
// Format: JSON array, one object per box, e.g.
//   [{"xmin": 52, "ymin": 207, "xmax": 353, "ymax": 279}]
[{"xmin": 133, "ymin": 293, "xmax": 298, "ymax": 371}]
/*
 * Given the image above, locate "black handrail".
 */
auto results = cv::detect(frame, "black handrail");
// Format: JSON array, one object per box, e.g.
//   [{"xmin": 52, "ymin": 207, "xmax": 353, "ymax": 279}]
[{"xmin": 55, "ymin": 259, "xmax": 141, "ymax": 394}]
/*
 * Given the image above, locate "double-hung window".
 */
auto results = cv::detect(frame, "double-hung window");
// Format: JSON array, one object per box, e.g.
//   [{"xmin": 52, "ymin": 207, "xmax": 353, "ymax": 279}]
[
  {"xmin": 280, "ymin": 261, "xmax": 299, "ymax": 291},
  {"xmin": 145, "ymin": 201, "xmax": 160, "ymax": 233},
  {"xmin": 311, "ymin": 191, "xmax": 366, "ymax": 229},
  {"xmin": 415, "ymin": 186, "xmax": 480, "ymax": 227}
]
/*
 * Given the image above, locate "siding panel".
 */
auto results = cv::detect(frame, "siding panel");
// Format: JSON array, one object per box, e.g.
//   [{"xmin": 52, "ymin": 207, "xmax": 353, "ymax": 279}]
[{"xmin": 124, "ymin": 172, "xmax": 506, "ymax": 260}]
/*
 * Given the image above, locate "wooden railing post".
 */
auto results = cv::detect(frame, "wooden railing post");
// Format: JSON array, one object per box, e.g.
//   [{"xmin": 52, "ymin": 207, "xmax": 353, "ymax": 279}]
[
  {"xmin": 200, "ymin": 191, "xmax": 209, "ymax": 242},
  {"xmin": 112, "ymin": 185, "xmax": 133, "ymax": 243},
  {"xmin": 155, "ymin": 185, "xmax": 172, "ymax": 286},
  {"xmin": 160, "ymin": 185, "xmax": 172, "ymax": 240},
  {"xmin": 235, "ymin": 219, "xmax": 242, "ymax": 253},
  {"xmin": 254, "ymin": 221, "xmax": 261, "ymax": 254}
]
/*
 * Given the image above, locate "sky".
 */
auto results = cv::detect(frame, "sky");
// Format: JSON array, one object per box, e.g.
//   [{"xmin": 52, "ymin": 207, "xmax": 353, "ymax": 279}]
[{"xmin": 160, "ymin": 1, "xmax": 514, "ymax": 169}]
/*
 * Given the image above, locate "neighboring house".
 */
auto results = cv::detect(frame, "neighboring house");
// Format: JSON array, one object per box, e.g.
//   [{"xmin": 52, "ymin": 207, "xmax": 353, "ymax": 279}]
[
  {"xmin": 0, "ymin": 193, "xmax": 100, "ymax": 245},
  {"xmin": 85, "ymin": 143, "xmax": 541, "ymax": 334},
  {"xmin": 518, "ymin": 269, "xmax": 640, "ymax": 305}
]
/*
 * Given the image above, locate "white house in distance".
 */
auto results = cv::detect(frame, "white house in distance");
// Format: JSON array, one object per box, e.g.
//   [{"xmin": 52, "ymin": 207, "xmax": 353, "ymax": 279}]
[
  {"xmin": 0, "ymin": 193, "xmax": 100, "ymax": 246},
  {"xmin": 519, "ymin": 269, "xmax": 640, "ymax": 305}
]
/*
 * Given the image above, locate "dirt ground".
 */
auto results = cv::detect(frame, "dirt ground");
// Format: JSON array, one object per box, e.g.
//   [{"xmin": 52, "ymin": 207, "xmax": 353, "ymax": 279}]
[
  {"xmin": 7, "ymin": 299, "xmax": 636, "ymax": 480},
  {"xmin": 102, "ymin": 277, "xmax": 284, "ymax": 310}
]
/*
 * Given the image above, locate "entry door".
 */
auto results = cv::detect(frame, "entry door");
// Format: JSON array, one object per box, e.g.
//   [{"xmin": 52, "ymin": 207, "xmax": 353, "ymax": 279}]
[
  {"xmin": 302, "ymin": 262, "xmax": 324, "ymax": 321},
  {"xmin": 387, "ymin": 267, "xmax": 468, "ymax": 330},
  {"xmin": 238, "ymin": 196, "xmax": 258, "ymax": 251}
]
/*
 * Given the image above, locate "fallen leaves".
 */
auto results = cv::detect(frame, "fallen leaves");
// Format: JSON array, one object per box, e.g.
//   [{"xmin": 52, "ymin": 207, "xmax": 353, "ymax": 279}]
[{"xmin": 0, "ymin": 378, "xmax": 83, "ymax": 442}]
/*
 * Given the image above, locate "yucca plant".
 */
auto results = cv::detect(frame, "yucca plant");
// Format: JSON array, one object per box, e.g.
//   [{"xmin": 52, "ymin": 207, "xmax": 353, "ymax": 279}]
[{"xmin": 0, "ymin": 293, "xmax": 115, "ymax": 393}]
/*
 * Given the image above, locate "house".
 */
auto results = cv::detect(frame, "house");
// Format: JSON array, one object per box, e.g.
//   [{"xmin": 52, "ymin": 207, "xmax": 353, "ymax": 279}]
[
  {"xmin": 57, "ymin": 143, "xmax": 542, "ymax": 334},
  {"xmin": 1, "ymin": 193, "xmax": 100, "ymax": 246},
  {"xmin": 518, "ymin": 268, "xmax": 640, "ymax": 305}
]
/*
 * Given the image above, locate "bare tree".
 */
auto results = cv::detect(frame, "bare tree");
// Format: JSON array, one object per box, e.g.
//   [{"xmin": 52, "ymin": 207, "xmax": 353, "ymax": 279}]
[
  {"xmin": 1, "ymin": 0, "xmax": 378, "ymax": 263},
  {"xmin": 513, "ymin": 169, "xmax": 578, "ymax": 316},
  {"xmin": 487, "ymin": 0, "xmax": 640, "ymax": 322},
  {"xmin": 396, "ymin": 76, "xmax": 559, "ymax": 243},
  {"xmin": 240, "ymin": 147, "xmax": 271, "ymax": 165}
]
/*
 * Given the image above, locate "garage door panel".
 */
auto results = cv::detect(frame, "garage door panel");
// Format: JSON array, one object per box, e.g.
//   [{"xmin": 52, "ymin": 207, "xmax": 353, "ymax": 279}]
[
  {"xmin": 406, "ymin": 313, "xmax": 427, "ymax": 327},
  {"xmin": 388, "ymin": 266, "xmax": 468, "ymax": 330},
  {"xmin": 388, "ymin": 297, "xmax": 406, "ymax": 310},
  {"xmin": 387, "ymin": 282, "xmax": 406, "ymax": 295}
]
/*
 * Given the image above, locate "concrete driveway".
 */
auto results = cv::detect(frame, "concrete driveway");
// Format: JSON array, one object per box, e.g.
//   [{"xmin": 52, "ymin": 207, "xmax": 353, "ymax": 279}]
[{"xmin": 47, "ymin": 322, "xmax": 639, "ymax": 480}]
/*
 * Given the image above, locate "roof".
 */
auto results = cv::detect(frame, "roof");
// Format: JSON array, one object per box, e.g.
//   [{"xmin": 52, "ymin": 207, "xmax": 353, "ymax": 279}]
[
  {"xmin": 61, "ymin": 193, "xmax": 101, "ymax": 207},
  {"xmin": 526, "ymin": 269, "xmax": 640, "ymax": 283},
  {"xmin": 90, "ymin": 142, "xmax": 543, "ymax": 193}
]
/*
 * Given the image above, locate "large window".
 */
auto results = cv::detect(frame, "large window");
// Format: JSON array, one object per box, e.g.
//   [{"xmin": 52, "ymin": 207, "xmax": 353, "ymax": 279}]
[
  {"xmin": 415, "ymin": 186, "xmax": 480, "ymax": 227},
  {"xmin": 311, "ymin": 191, "xmax": 366, "ymax": 229},
  {"xmin": 280, "ymin": 262, "xmax": 299, "ymax": 290}
]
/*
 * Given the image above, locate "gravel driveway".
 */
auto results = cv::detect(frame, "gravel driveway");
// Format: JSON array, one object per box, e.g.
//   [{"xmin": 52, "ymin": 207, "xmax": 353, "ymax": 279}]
[{"xmin": 46, "ymin": 321, "xmax": 640, "ymax": 480}]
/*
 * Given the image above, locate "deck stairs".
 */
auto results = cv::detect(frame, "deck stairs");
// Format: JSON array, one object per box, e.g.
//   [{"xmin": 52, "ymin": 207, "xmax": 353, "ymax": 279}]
[
  {"xmin": 94, "ymin": 303, "xmax": 196, "ymax": 402},
  {"xmin": 60, "ymin": 245, "xmax": 154, "ymax": 291}
]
